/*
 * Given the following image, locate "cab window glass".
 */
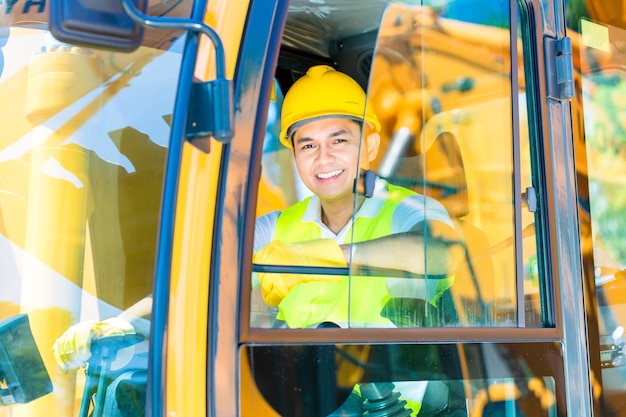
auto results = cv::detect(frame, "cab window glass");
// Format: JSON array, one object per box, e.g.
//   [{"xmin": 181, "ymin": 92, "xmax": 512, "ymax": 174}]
[
  {"xmin": 0, "ymin": 14, "xmax": 186, "ymax": 416},
  {"xmin": 360, "ymin": 1, "xmax": 521, "ymax": 328},
  {"xmin": 252, "ymin": 0, "xmax": 540, "ymax": 329},
  {"xmin": 242, "ymin": 342, "xmax": 564, "ymax": 416}
]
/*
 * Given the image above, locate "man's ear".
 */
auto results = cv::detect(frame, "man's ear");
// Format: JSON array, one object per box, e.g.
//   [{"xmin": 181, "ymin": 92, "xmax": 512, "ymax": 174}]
[{"xmin": 365, "ymin": 131, "xmax": 381, "ymax": 162}]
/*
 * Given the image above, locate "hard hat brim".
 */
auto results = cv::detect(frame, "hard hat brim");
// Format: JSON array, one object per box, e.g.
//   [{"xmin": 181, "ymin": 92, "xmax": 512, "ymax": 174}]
[{"xmin": 279, "ymin": 114, "xmax": 380, "ymax": 148}]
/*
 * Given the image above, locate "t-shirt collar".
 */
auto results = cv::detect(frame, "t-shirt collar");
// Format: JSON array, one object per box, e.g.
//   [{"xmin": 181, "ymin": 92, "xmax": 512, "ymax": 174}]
[{"xmin": 301, "ymin": 177, "xmax": 388, "ymax": 224}]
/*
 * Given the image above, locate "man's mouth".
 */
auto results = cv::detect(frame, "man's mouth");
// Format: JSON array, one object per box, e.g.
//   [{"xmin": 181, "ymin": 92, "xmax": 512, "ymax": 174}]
[{"xmin": 316, "ymin": 169, "xmax": 344, "ymax": 179}]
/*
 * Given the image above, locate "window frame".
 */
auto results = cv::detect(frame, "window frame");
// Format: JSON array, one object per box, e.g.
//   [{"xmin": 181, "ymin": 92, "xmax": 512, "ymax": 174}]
[{"xmin": 240, "ymin": 0, "xmax": 563, "ymax": 344}]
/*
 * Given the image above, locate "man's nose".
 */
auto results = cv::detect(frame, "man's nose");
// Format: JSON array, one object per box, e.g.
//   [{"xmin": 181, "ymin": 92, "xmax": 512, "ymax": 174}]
[{"xmin": 315, "ymin": 144, "xmax": 335, "ymax": 163}]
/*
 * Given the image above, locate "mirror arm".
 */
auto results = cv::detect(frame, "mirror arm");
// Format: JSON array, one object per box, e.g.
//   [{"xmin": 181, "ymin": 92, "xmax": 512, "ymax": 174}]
[
  {"xmin": 121, "ymin": 0, "xmax": 226, "ymax": 79},
  {"xmin": 121, "ymin": 0, "xmax": 235, "ymax": 142}
]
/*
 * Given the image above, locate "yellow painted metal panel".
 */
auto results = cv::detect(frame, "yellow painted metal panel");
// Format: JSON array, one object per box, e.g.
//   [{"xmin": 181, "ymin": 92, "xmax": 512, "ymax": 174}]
[
  {"xmin": 165, "ymin": 1, "xmax": 249, "ymax": 415},
  {"xmin": 167, "ymin": 140, "xmax": 221, "ymax": 417}
]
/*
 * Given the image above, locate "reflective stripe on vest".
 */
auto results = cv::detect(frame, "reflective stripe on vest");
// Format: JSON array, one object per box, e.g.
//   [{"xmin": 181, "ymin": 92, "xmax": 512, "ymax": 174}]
[{"xmin": 275, "ymin": 183, "xmax": 415, "ymax": 243}]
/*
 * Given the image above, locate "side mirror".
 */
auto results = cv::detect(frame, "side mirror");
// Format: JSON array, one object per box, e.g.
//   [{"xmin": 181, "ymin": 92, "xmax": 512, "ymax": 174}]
[
  {"xmin": 0, "ymin": 314, "xmax": 52, "ymax": 406},
  {"xmin": 49, "ymin": 0, "xmax": 147, "ymax": 52}
]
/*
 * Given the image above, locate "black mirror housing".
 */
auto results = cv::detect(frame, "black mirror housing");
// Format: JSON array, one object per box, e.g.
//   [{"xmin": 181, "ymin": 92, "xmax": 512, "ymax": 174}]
[{"xmin": 49, "ymin": 0, "xmax": 147, "ymax": 52}]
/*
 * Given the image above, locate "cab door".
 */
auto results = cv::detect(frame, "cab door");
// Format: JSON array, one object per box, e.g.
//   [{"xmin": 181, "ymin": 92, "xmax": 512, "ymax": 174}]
[
  {"xmin": 239, "ymin": 0, "xmax": 586, "ymax": 416},
  {"xmin": 0, "ymin": 1, "xmax": 193, "ymax": 417}
]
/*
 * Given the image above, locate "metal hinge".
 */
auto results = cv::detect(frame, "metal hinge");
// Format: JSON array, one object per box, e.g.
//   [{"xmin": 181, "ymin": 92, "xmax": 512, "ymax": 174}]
[
  {"xmin": 187, "ymin": 77, "xmax": 234, "ymax": 143},
  {"xmin": 545, "ymin": 36, "xmax": 575, "ymax": 100}
]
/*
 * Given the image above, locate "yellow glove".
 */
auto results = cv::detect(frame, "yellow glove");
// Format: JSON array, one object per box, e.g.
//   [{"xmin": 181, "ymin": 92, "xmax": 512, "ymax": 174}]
[
  {"xmin": 52, "ymin": 317, "xmax": 135, "ymax": 373},
  {"xmin": 253, "ymin": 239, "xmax": 347, "ymax": 307}
]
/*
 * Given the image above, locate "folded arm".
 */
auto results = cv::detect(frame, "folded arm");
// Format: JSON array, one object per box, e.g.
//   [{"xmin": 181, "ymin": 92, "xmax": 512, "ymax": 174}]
[{"xmin": 341, "ymin": 220, "xmax": 463, "ymax": 276}]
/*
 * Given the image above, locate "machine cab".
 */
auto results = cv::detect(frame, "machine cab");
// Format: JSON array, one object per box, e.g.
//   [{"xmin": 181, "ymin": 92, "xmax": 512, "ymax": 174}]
[{"xmin": 1, "ymin": 0, "xmax": 626, "ymax": 416}]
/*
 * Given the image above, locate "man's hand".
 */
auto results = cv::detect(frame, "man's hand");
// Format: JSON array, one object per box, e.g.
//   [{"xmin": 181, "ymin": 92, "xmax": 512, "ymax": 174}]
[
  {"xmin": 253, "ymin": 239, "xmax": 347, "ymax": 307},
  {"xmin": 52, "ymin": 317, "xmax": 135, "ymax": 373}
]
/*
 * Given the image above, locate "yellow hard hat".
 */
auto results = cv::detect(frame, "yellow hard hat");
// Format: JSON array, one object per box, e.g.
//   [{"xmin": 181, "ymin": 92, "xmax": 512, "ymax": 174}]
[{"xmin": 279, "ymin": 65, "xmax": 381, "ymax": 148}]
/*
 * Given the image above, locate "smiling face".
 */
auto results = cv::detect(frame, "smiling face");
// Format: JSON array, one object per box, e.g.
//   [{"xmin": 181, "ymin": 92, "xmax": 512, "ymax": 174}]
[{"xmin": 292, "ymin": 117, "xmax": 380, "ymax": 207}]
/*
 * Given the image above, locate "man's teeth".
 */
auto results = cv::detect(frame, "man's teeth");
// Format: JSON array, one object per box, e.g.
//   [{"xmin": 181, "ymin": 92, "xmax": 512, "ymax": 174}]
[{"xmin": 317, "ymin": 169, "xmax": 343, "ymax": 179}]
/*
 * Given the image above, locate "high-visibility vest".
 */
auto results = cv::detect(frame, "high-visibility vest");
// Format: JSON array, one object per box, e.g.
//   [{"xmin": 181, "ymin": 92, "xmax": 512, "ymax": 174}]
[{"xmin": 273, "ymin": 182, "xmax": 453, "ymax": 328}]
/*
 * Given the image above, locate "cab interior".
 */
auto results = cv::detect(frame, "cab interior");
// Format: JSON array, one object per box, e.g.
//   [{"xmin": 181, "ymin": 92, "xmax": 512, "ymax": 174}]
[
  {"xmin": 262, "ymin": 0, "xmax": 531, "ymax": 329},
  {"xmin": 245, "ymin": 1, "xmax": 551, "ymax": 416}
]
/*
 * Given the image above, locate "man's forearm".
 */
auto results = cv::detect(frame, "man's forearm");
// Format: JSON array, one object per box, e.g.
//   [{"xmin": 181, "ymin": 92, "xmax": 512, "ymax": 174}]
[
  {"xmin": 341, "ymin": 219, "xmax": 463, "ymax": 276},
  {"xmin": 343, "ymin": 232, "xmax": 453, "ymax": 276},
  {"xmin": 117, "ymin": 295, "xmax": 153, "ymax": 337}
]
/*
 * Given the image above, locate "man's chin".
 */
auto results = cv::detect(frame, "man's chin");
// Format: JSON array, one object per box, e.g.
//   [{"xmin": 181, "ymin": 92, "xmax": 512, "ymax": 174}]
[{"xmin": 316, "ymin": 190, "xmax": 354, "ymax": 204}]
